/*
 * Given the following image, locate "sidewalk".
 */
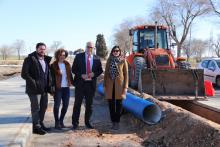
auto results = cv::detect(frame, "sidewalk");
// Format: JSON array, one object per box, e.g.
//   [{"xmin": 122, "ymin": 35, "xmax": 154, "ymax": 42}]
[
  {"xmin": 197, "ymin": 87, "xmax": 220, "ymax": 110},
  {"xmin": 0, "ymin": 76, "xmax": 32, "ymax": 147}
]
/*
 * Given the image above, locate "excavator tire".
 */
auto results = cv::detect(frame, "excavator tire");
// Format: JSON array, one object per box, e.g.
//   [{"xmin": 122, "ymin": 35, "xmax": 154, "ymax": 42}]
[{"xmin": 129, "ymin": 57, "xmax": 146, "ymax": 89}]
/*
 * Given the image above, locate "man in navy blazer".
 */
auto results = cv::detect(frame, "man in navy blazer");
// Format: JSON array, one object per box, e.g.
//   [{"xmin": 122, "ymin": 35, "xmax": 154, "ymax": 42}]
[{"xmin": 72, "ymin": 41, "xmax": 103, "ymax": 129}]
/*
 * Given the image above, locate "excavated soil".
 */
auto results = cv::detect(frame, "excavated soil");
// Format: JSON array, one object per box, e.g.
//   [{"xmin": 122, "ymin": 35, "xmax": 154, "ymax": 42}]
[{"xmin": 128, "ymin": 90, "xmax": 220, "ymax": 147}]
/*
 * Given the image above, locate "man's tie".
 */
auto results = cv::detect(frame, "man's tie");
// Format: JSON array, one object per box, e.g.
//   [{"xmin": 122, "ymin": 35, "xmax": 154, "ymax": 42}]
[{"xmin": 87, "ymin": 55, "xmax": 91, "ymax": 78}]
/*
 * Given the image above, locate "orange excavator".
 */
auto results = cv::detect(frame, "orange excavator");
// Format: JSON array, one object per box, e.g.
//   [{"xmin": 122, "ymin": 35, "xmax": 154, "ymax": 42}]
[{"xmin": 126, "ymin": 22, "xmax": 205, "ymax": 100}]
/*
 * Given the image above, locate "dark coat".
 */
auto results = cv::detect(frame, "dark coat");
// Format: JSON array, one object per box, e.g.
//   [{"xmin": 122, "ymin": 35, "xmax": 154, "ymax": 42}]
[
  {"xmin": 72, "ymin": 52, "xmax": 103, "ymax": 90},
  {"xmin": 51, "ymin": 60, "xmax": 73, "ymax": 89},
  {"xmin": 21, "ymin": 51, "xmax": 52, "ymax": 94}
]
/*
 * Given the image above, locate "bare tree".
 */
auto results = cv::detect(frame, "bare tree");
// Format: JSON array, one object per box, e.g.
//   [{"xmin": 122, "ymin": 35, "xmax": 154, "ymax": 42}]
[
  {"xmin": 182, "ymin": 40, "xmax": 194, "ymax": 61},
  {"xmin": 0, "ymin": 45, "xmax": 13, "ymax": 60},
  {"xmin": 212, "ymin": 35, "xmax": 220, "ymax": 57},
  {"xmin": 213, "ymin": 41, "xmax": 220, "ymax": 57},
  {"xmin": 183, "ymin": 39, "xmax": 208, "ymax": 61},
  {"xmin": 13, "ymin": 39, "xmax": 25, "ymax": 60},
  {"xmin": 48, "ymin": 41, "xmax": 63, "ymax": 54},
  {"xmin": 209, "ymin": 0, "xmax": 220, "ymax": 16},
  {"xmin": 152, "ymin": 0, "xmax": 211, "ymax": 57},
  {"xmin": 192, "ymin": 39, "xmax": 208, "ymax": 61},
  {"xmin": 113, "ymin": 18, "xmax": 148, "ymax": 53},
  {"xmin": 113, "ymin": 20, "xmax": 134, "ymax": 53}
]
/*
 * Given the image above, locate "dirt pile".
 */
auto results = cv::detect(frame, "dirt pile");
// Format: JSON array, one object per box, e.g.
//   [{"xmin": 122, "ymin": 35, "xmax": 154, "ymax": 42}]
[
  {"xmin": 62, "ymin": 86, "xmax": 220, "ymax": 147},
  {"xmin": 125, "ymin": 89, "xmax": 220, "ymax": 147}
]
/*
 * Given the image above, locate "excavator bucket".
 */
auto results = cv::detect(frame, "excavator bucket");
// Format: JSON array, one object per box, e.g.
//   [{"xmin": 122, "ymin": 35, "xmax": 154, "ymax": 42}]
[{"xmin": 139, "ymin": 69, "xmax": 205, "ymax": 100}]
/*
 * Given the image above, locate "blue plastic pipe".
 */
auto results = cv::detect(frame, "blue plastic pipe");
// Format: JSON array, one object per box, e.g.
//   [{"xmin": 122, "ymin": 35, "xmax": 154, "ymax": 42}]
[{"xmin": 98, "ymin": 83, "xmax": 162, "ymax": 124}]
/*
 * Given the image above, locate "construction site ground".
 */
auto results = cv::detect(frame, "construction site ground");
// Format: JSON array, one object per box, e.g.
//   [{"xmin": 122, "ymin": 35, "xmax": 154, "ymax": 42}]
[
  {"xmin": 0, "ymin": 66, "xmax": 219, "ymax": 147},
  {"xmin": 29, "ymin": 80, "xmax": 220, "ymax": 147}
]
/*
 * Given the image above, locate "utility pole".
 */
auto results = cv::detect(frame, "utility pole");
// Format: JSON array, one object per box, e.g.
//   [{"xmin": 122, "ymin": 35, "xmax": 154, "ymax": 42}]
[{"xmin": 188, "ymin": 25, "xmax": 192, "ymax": 62}]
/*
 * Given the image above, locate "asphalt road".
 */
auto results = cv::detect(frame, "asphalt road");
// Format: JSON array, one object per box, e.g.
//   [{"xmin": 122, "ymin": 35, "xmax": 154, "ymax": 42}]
[
  {"xmin": 0, "ymin": 77, "xmax": 32, "ymax": 146},
  {"xmin": 213, "ymin": 86, "xmax": 220, "ymax": 98}
]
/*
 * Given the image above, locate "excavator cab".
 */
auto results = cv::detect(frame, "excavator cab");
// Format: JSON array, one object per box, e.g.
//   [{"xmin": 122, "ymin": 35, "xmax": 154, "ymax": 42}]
[
  {"xmin": 130, "ymin": 26, "xmax": 168, "ymax": 51},
  {"xmin": 128, "ymin": 25, "xmax": 176, "ymax": 70},
  {"xmin": 126, "ymin": 24, "xmax": 205, "ymax": 100}
]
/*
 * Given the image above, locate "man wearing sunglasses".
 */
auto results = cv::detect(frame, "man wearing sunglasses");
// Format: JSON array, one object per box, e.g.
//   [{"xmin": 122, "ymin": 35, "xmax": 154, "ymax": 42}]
[{"xmin": 71, "ymin": 41, "xmax": 103, "ymax": 129}]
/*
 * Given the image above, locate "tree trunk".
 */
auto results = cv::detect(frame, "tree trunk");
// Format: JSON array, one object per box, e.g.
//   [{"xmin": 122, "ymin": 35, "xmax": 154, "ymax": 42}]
[
  {"xmin": 177, "ymin": 44, "xmax": 182, "ymax": 57},
  {"xmin": 18, "ymin": 50, "xmax": 20, "ymax": 60},
  {"xmin": 187, "ymin": 55, "xmax": 190, "ymax": 62}
]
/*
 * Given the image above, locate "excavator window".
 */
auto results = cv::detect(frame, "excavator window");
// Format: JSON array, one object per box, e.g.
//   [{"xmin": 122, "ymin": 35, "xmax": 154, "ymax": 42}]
[
  {"xmin": 139, "ymin": 29, "xmax": 168, "ymax": 50},
  {"xmin": 140, "ymin": 37, "xmax": 154, "ymax": 49},
  {"xmin": 131, "ymin": 28, "xmax": 168, "ymax": 53},
  {"xmin": 132, "ymin": 30, "xmax": 138, "ymax": 53},
  {"xmin": 155, "ymin": 55, "xmax": 170, "ymax": 66}
]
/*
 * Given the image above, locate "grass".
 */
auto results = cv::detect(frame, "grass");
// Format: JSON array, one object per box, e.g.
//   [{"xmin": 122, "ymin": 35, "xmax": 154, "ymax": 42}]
[
  {"xmin": 0, "ymin": 55, "xmax": 26, "ymax": 60},
  {"xmin": 188, "ymin": 58, "xmax": 198, "ymax": 68},
  {"xmin": 0, "ymin": 56, "xmax": 25, "ymax": 65},
  {"xmin": 0, "ymin": 56, "xmax": 74, "ymax": 65},
  {"xmin": 0, "ymin": 60, "xmax": 23, "ymax": 65}
]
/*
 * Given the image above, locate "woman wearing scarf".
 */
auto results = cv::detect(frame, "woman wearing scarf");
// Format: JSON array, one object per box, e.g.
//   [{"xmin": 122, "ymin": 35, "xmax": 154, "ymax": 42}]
[{"xmin": 103, "ymin": 46, "xmax": 128, "ymax": 130}]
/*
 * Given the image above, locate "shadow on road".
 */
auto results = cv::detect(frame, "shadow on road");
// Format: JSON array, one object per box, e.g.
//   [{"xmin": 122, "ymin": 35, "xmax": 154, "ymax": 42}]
[{"xmin": 0, "ymin": 116, "xmax": 31, "ymax": 124}]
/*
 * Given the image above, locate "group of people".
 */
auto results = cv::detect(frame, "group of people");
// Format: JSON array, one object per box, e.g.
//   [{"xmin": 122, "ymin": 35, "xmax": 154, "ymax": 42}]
[{"xmin": 21, "ymin": 41, "xmax": 128, "ymax": 135}]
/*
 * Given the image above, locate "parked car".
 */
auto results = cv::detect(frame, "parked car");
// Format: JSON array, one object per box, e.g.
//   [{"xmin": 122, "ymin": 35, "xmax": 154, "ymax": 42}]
[{"xmin": 197, "ymin": 58, "xmax": 220, "ymax": 87}]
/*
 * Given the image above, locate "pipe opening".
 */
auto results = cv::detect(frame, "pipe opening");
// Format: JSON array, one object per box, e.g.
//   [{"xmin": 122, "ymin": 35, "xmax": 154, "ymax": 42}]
[{"xmin": 143, "ymin": 104, "xmax": 162, "ymax": 124}]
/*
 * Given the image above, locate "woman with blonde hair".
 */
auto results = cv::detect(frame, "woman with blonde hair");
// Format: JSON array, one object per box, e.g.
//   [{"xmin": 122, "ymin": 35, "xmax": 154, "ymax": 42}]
[
  {"xmin": 103, "ymin": 45, "xmax": 128, "ymax": 130},
  {"xmin": 51, "ymin": 48, "xmax": 73, "ymax": 129}
]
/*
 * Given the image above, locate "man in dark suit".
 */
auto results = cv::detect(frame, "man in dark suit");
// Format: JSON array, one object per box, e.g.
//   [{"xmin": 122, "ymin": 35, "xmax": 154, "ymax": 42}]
[{"xmin": 72, "ymin": 41, "xmax": 103, "ymax": 129}]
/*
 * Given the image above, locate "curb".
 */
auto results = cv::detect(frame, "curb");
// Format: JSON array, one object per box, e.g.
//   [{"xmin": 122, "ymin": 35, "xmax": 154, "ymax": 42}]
[{"xmin": 6, "ymin": 116, "xmax": 32, "ymax": 147}]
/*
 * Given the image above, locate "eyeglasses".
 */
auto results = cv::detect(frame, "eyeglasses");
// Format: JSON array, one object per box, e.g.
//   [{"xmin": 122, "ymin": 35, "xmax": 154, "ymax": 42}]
[{"xmin": 113, "ymin": 50, "xmax": 120, "ymax": 53}]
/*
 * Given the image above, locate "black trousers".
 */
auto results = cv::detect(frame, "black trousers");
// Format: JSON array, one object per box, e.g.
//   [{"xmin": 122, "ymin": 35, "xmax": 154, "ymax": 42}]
[
  {"xmin": 108, "ymin": 82, "xmax": 122, "ymax": 123},
  {"xmin": 72, "ymin": 82, "xmax": 95, "ymax": 125},
  {"xmin": 28, "ymin": 93, "xmax": 48, "ymax": 129}
]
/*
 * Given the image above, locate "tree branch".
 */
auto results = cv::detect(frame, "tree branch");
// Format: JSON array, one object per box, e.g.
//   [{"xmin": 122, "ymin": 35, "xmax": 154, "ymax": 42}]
[{"xmin": 210, "ymin": 0, "xmax": 220, "ymax": 16}]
